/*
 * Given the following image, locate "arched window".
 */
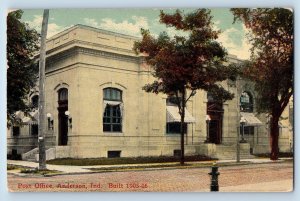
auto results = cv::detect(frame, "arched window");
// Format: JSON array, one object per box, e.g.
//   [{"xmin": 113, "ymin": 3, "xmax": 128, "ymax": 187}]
[
  {"xmin": 240, "ymin": 91, "xmax": 253, "ymax": 112},
  {"xmin": 31, "ymin": 95, "xmax": 39, "ymax": 108},
  {"xmin": 58, "ymin": 88, "xmax": 68, "ymax": 101},
  {"xmin": 103, "ymin": 88, "xmax": 122, "ymax": 132}
]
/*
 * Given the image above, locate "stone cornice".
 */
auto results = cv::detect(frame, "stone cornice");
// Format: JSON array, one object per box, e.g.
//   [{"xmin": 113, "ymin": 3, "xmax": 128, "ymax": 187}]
[
  {"xmin": 47, "ymin": 24, "xmax": 140, "ymax": 42},
  {"xmin": 78, "ymin": 47, "xmax": 140, "ymax": 63},
  {"xmin": 46, "ymin": 39, "xmax": 138, "ymax": 57},
  {"xmin": 46, "ymin": 46, "xmax": 141, "ymax": 67}
]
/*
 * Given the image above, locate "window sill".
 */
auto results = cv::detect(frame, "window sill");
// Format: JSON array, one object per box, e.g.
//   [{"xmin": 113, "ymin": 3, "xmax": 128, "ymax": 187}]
[
  {"xmin": 166, "ymin": 133, "xmax": 187, "ymax": 135},
  {"xmin": 103, "ymin": 132, "xmax": 124, "ymax": 136}
]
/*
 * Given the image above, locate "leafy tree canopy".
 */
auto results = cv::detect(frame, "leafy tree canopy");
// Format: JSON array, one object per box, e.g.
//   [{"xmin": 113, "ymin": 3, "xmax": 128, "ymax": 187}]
[
  {"xmin": 231, "ymin": 8, "xmax": 293, "ymax": 116},
  {"xmin": 231, "ymin": 8, "xmax": 293, "ymax": 160},
  {"xmin": 7, "ymin": 10, "xmax": 40, "ymax": 125},
  {"xmin": 134, "ymin": 9, "xmax": 238, "ymax": 164},
  {"xmin": 134, "ymin": 9, "xmax": 238, "ymax": 104}
]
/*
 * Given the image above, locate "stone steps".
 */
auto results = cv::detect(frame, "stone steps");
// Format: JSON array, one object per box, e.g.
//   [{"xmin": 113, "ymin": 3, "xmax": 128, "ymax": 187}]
[{"xmin": 214, "ymin": 143, "xmax": 254, "ymax": 160}]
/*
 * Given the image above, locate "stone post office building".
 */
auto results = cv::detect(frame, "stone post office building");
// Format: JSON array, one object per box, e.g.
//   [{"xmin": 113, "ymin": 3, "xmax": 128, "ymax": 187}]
[{"xmin": 7, "ymin": 25, "xmax": 293, "ymax": 161}]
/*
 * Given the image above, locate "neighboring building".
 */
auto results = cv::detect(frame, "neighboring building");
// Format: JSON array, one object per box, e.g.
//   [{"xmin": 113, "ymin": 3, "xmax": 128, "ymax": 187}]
[{"xmin": 7, "ymin": 25, "xmax": 293, "ymax": 161}]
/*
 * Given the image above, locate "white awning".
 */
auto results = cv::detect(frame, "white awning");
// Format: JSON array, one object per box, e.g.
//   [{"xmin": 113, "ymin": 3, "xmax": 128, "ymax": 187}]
[
  {"xmin": 166, "ymin": 105, "xmax": 196, "ymax": 123},
  {"xmin": 22, "ymin": 110, "xmax": 38, "ymax": 125},
  {"xmin": 15, "ymin": 111, "xmax": 22, "ymax": 119},
  {"xmin": 103, "ymin": 100, "xmax": 123, "ymax": 117},
  {"xmin": 103, "ymin": 100, "xmax": 122, "ymax": 106},
  {"xmin": 241, "ymin": 112, "xmax": 263, "ymax": 126}
]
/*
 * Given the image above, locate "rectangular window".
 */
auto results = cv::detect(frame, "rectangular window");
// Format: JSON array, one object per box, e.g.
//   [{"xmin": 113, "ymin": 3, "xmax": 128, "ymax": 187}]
[
  {"xmin": 103, "ymin": 105, "xmax": 122, "ymax": 132},
  {"xmin": 173, "ymin": 149, "xmax": 181, "ymax": 157},
  {"xmin": 107, "ymin": 151, "xmax": 121, "ymax": 158},
  {"xmin": 240, "ymin": 126, "xmax": 254, "ymax": 135},
  {"xmin": 31, "ymin": 124, "xmax": 39, "ymax": 135},
  {"xmin": 166, "ymin": 122, "xmax": 187, "ymax": 134},
  {"xmin": 166, "ymin": 97, "xmax": 182, "ymax": 105},
  {"xmin": 12, "ymin": 126, "xmax": 20, "ymax": 136}
]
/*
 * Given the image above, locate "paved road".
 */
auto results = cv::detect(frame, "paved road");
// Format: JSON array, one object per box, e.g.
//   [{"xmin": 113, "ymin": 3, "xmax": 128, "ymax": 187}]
[{"xmin": 7, "ymin": 162, "xmax": 293, "ymax": 192}]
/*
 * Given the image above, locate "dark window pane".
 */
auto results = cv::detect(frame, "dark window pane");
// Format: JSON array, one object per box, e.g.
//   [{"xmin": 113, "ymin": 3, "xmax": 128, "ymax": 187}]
[
  {"xmin": 116, "ymin": 108, "xmax": 121, "ymax": 116},
  {"xmin": 166, "ymin": 97, "xmax": 181, "ymax": 105},
  {"xmin": 112, "ymin": 118, "xmax": 117, "ymax": 123},
  {"xmin": 116, "ymin": 91, "xmax": 121, "ymax": 100},
  {"xmin": 112, "ymin": 89, "xmax": 117, "ymax": 100},
  {"xmin": 107, "ymin": 151, "xmax": 121, "ymax": 158},
  {"xmin": 12, "ymin": 126, "xmax": 20, "ymax": 136},
  {"xmin": 31, "ymin": 125, "xmax": 38, "ymax": 135},
  {"xmin": 103, "ymin": 124, "xmax": 111, "ymax": 132},
  {"xmin": 31, "ymin": 95, "xmax": 39, "ymax": 108},
  {"xmin": 167, "ymin": 122, "xmax": 187, "ymax": 134},
  {"xmin": 103, "ymin": 117, "xmax": 110, "ymax": 123},
  {"xmin": 59, "ymin": 88, "xmax": 68, "ymax": 101},
  {"xmin": 104, "ymin": 88, "xmax": 109, "ymax": 100},
  {"xmin": 102, "ymin": 89, "xmax": 122, "ymax": 132},
  {"xmin": 103, "ymin": 88, "xmax": 122, "ymax": 101},
  {"xmin": 240, "ymin": 92, "xmax": 253, "ymax": 112},
  {"xmin": 113, "ymin": 107, "xmax": 117, "ymax": 116},
  {"xmin": 113, "ymin": 125, "xmax": 121, "ymax": 132},
  {"xmin": 240, "ymin": 126, "xmax": 254, "ymax": 135}
]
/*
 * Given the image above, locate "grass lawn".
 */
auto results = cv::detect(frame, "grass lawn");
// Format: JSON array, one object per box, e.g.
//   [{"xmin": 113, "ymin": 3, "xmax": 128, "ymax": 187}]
[
  {"xmin": 47, "ymin": 155, "xmax": 214, "ymax": 166},
  {"xmin": 254, "ymin": 152, "xmax": 293, "ymax": 158}
]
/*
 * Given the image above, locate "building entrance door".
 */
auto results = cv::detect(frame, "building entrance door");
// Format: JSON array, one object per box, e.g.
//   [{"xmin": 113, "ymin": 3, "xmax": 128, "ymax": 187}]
[
  {"xmin": 207, "ymin": 102, "xmax": 223, "ymax": 144},
  {"xmin": 208, "ymin": 116, "xmax": 222, "ymax": 144},
  {"xmin": 58, "ymin": 106, "xmax": 68, "ymax": 145},
  {"xmin": 57, "ymin": 88, "xmax": 68, "ymax": 146}
]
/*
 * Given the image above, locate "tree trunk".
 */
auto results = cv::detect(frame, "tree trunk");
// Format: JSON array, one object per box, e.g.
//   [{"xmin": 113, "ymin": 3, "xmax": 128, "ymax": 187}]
[
  {"xmin": 270, "ymin": 116, "xmax": 280, "ymax": 160},
  {"xmin": 180, "ymin": 90, "xmax": 186, "ymax": 165}
]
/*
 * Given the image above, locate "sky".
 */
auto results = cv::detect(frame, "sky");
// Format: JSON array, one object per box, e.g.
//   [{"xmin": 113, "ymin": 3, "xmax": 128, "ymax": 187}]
[{"xmin": 20, "ymin": 8, "xmax": 252, "ymax": 60}]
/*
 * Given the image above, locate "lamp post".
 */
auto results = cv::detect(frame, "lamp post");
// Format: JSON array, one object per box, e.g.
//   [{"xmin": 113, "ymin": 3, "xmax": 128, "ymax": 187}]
[
  {"xmin": 205, "ymin": 115, "xmax": 211, "ymax": 143},
  {"xmin": 65, "ymin": 111, "xmax": 72, "ymax": 128},
  {"xmin": 240, "ymin": 116, "xmax": 247, "ymax": 143},
  {"xmin": 46, "ymin": 113, "xmax": 53, "ymax": 130}
]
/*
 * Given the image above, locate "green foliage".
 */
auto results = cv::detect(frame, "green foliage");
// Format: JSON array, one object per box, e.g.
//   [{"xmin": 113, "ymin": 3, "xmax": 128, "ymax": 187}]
[
  {"xmin": 7, "ymin": 10, "xmax": 40, "ymax": 126},
  {"xmin": 134, "ymin": 9, "xmax": 238, "ymax": 164},
  {"xmin": 231, "ymin": 8, "xmax": 293, "ymax": 160},
  {"xmin": 47, "ymin": 155, "xmax": 214, "ymax": 166},
  {"xmin": 134, "ymin": 9, "xmax": 236, "ymax": 102},
  {"xmin": 231, "ymin": 8, "xmax": 293, "ymax": 116}
]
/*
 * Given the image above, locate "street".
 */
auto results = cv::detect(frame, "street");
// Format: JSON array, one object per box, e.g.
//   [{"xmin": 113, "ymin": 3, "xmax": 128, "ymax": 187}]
[{"xmin": 7, "ymin": 161, "xmax": 293, "ymax": 192}]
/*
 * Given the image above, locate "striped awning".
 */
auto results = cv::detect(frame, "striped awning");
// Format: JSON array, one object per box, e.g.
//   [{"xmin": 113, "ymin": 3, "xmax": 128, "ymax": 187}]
[{"xmin": 166, "ymin": 105, "xmax": 196, "ymax": 123}]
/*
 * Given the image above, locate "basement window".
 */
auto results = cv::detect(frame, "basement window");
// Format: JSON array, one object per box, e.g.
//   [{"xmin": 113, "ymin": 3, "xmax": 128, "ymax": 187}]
[
  {"xmin": 173, "ymin": 149, "xmax": 181, "ymax": 157},
  {"xmin": 107, "ymin": 150, "xmax": 121, "ymax": 158}
]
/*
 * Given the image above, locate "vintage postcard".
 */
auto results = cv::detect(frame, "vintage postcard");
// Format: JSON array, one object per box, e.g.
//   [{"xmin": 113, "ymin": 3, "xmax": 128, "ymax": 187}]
[{"xmin": 6, "ymin": 8, "xmax": 293, "ymax": 192}]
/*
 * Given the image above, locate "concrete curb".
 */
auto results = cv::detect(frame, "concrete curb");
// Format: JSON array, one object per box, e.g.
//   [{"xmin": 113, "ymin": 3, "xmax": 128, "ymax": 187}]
[{"xmin": 7, "ymin": 158, "xmax": 293, "ymax": 177}]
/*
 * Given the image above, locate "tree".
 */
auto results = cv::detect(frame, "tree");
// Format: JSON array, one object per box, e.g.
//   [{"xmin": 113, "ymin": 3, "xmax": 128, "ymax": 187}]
[
  {"xmin": 134, "ymin": 9, "xmax": 237, "ymax": 165},
  {"xmin": 7, "ymin": 10, "xmax": 40, "ymax": 126},
  {"xmin": 231, "ymin": 8, "xmax": 293, "ymax": 160}
]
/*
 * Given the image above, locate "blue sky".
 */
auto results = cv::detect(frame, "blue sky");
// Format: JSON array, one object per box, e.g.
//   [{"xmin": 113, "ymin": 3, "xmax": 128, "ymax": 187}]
[{"xmin": 20, "ymin": 8, "xmax": 251, "ymax": 59}]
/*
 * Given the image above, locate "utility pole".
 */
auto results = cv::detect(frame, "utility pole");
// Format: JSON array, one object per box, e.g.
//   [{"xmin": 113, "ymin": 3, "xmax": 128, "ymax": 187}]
[{"xmin": 38, "ymin": 9, "xmax": 49, "ymax": 170}]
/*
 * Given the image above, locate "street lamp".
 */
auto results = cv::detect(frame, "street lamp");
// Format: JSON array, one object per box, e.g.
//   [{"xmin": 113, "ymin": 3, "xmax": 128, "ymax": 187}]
[
  {"xmin": 205, "ymin": 115, "xmax": 211, "ymax": 143},
  {"xmin": 65, "ymin": 111, "xmax": 72, "ymax": 128},
  {"xmin": 46, "ymin": 113, "xmax": 53, "ymax": 130},
  {"xmin": 240, "ymin": 116, "xmax": 247, "ymax": 143}
]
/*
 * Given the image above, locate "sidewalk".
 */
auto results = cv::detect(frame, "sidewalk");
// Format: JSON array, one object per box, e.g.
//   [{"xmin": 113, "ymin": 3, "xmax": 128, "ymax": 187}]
[
  {"xmin": 220, "ymin": 179, "xmax": 293, "ymax": 192},
  {"xmin": 7, "ymin": 157, "xmax": 292, "ymax": 175}
]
